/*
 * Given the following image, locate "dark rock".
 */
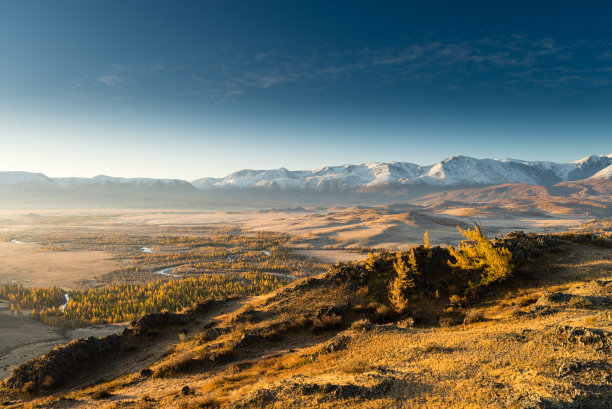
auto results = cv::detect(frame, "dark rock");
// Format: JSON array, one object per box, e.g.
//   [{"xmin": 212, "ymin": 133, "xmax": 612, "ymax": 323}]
[
  {"xmin": 5, "ymin": 334, "xmax": 124, "ymax": 392},
  {"xmin": 232, "ymin": 308, "xmax": 267, "ymax": 324},
  {"xmin": 237, "ymin": 332, "xmax": 258, "ymax": 348},
  {"xmin": 323, "ymin": 335, "xmax": 351, "ymax": 354},
  {"xmin": 316, "ymin": 304, "xmax": 349, "ymax": 319},
  {"xmin": 91, "ymin": 389, "xmax": 112, "ymax": 400},
  {"xmin": 181, "ymin": 385, "xmax": 190, "ymax": 395},
  {"xmin": 527, "ymin": 305, "xmax": 556, "ymax": 317},
  {"xmin": 129, "ymin": 311, "xmax": 187, "ymax": 333},
  {"xmin": 140, "ymin": 368, "xmax": 153, "ymax": 377},
  {"xmin": 300, "ymin": 384, "xmax": 319, "ymax": 395},
  {"xmin": 558, "ymin": 361, "xmax": 582, "ymax": 377}
]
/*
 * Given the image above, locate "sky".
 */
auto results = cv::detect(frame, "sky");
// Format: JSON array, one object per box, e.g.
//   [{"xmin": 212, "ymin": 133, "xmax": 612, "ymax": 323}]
[{"xmin": 0, "ymin": 0, "xmax": 611, "ymax": 180}]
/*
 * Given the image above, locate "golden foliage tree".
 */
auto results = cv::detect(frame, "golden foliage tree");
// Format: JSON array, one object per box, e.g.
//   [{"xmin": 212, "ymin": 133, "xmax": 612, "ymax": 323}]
[
  {"xmin": 423, "ymin": 231, "xmax": 430, "ymax": 248},
  {"xmin": 448, "ymin": 225, "xmax": 513, "ymax": 286},
  {"xmin": 389, "ymin": 249, "xmax": 420, "ymax": 312}
]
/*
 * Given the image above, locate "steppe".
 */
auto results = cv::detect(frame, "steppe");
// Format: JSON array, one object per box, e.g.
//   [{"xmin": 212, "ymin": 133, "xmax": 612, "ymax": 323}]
[{"xmin": 0, "ymin": 205, "xmax": 592, "ymax": 391}]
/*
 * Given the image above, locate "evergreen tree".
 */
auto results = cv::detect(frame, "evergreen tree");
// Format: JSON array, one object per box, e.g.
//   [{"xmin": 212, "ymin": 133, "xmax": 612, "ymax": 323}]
[
  {"xmin": 389, "ymin": 249, "xmax": 419, "ymax": 312},
  {"xmin": 447, "ymin": 225, "xmax": 513, "ymax": 286},
  {"xmin": 423, "ymin": 231, "xmax": 431, "ymax": 248}
]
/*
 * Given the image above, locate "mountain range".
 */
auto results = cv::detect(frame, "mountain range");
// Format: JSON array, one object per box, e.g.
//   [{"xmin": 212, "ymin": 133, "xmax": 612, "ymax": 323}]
[
  {"xmin": 1, "ymin": 154, "xmax": 611, "ymax": 209},
  {"xmin": 191, "ymin": 154, "xmax": 612, "ymax": 190}
]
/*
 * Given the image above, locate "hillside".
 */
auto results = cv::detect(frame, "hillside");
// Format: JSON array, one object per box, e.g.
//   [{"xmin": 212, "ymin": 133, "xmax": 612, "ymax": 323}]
[
  {"xmin": 1, "ymin": 230, "xmax": 611, "ymax": 408},
  {"xmin": 416, "ymin": 180, "xmax": 612, "ymax": 217}
]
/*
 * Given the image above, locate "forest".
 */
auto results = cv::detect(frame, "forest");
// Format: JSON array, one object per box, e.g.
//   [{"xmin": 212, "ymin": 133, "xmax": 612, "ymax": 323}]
[
  {"xmin": 1, "ymin": 272, "xmax": 290, "ymax": 328},
  {"xmin": 0, "ymin": 226, "xmax": 328, "ymax": 328}
]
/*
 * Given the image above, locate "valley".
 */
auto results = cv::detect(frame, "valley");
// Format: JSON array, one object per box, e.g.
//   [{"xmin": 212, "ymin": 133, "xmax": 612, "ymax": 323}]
[{"xmin": 0, "ymin": 205, "xmax": 601, "ymax": 394}]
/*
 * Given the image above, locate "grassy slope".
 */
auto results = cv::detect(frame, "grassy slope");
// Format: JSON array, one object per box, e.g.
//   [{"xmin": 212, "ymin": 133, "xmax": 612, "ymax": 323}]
[{"xmin": 1, "ymin": 232, "xmax": 611, "ymax": 409}]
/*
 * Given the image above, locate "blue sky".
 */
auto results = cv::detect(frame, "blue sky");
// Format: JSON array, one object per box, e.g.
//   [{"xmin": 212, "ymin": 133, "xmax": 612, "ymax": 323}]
[{"xmin": 1, "ymin": 1, "xmax": 611, "ymax": 179}]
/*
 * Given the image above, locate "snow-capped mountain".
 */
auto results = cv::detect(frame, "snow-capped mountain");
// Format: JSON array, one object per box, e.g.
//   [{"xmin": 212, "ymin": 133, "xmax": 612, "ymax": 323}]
[
  {"xmin": 54, "ymin": 175, "xmax": 197, "ymax": 191},
  {"xmin": 568, "ymin": 154, "xmax": 612, "ymax": 180},
  {"xmin": 2, "ymin": 154, "xmax": 611, "ymax": 203},
  {"xmin": 589, "ymin": 164, "xmax": 612, "ymax": 180},
  {"xmin": 191, "ymin": 154, "xmax": 612, "ymax": 191},
  {"xmin": 0, "ymin": 171, "xmax": 57, "ymax": 187}
]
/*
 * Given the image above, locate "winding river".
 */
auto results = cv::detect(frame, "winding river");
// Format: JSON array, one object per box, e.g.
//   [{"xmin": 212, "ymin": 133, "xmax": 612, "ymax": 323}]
[
  {"xmin": 264, "ymin": 272, "xmax": 296, "ymax": 279},
  {"xmin": 60, "ymin": 294, "xmax": 70, "ymax": 312}
]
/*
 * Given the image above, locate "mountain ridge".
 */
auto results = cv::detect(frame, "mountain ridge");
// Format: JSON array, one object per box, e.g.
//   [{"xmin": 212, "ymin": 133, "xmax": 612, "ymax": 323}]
[
  {"xmin": 5, "ymin": 154, "xmax": 611, "ymax": 190},
  {"xmin": 1, "ymin": 154, "xmax": 611, "ymax": 209}
]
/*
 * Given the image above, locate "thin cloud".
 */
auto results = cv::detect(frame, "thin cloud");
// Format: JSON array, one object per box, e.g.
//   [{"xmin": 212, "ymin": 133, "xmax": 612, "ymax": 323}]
[
  {"xmin": 92, "ymin": 62, "xmax": 165, "ymax": 87},
  {"xmin": 97, "ymin": 75, "xmax": 122, "ymax": 86},
  {"xmin": 82, "ymin": 37, "xmax": 611, "ymax": 99},
  {"xmin": 211, "ymin": 35, "xmax": 610, "ymax": 96}
]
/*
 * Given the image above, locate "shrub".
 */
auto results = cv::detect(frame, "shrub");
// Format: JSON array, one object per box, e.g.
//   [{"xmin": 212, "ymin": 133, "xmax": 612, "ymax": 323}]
[
  {"xmin": 421, "ymin": 343, "xmax": 453, "ymax": 354},
  {"xmin": 20, "ymin": 381, "xmax": 36, "ymax": 394},
  {"xmin": 311, "ymin": 313, "xmax": 342, "ymax": 332},
  {"xmin": 372, "ymin": 304, "xmax": 396, "ymax": 323},
  {"xmin": 178, "ymin": 396, "xmax": 222, "ymax": 409},
  {"xmin": 396, "ymin": 317, "xmax": 414, "ymax": 328},
  {"xmin": 516, "ymin": 293, "xmax": 539, "ymax": 307},
  {"xmin": 350, "ymin": 319, "xmax": 373, "ymax": 331},
  {"xmin": 567, "ymin": 296, "xmax": 593, "ymax": 309},
  {"xmin": 448, "ymin": 294, "xmax": 465, "ymax": 307},
  {"xmin": 463, "ymin": 310, "xmax": 485, "ymax": 324},
  {"xmin": 356, "ymin": 286, "xmax": 369, "ymax": 298},
  {"xmin": 340, "ymin": 359, "xmax": 374, "ymax": 374}
]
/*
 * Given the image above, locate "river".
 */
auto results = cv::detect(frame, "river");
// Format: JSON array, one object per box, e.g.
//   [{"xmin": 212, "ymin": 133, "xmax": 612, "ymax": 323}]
[
  {"xmin": 60, "ymin": 294, "xmax": 70, "ymax": 312},
  {"xmin": 154, "ymin": 266, "xmax": 181, "ymax": 277}
]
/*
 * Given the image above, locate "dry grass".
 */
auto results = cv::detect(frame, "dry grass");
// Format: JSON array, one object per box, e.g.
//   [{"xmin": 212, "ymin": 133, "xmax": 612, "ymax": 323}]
[{"xmin": 0, "ymin": 241, "xmax": 119, "ymax": 289}]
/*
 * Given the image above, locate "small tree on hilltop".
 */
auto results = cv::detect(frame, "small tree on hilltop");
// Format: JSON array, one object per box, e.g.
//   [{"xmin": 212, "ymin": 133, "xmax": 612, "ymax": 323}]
[
  {"xmin": 423, "ymin": 231, "xmax": 431, "ymax": 248},
  {"xmin": 448, "ymin": 224, "xmax": 513, "ymax": 287},
  {"xmin": 390, "ymin": 249, "xmax": 420, "ymax": 312}
]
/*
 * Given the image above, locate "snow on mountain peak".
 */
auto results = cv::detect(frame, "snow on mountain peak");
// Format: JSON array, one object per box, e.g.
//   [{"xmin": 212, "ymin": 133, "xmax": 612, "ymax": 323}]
[
  {"xmin": 3, "ymin": 154, "xmax": 611, "ymax": 193},
  {"xmin": 190, "ymin": 154, "xmax": 612, "ymax": 191},
  {"xmin": 588, "ymin": 164, "xmax": 612, "ymax": 180},
  {"xmin": 0, "ymin": 171, "xmax": 56, "ymax": 186}
]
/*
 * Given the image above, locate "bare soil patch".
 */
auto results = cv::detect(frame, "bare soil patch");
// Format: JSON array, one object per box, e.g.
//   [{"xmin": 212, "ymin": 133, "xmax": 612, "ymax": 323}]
[
  {"xmin": 0, "ymin": 308, "xmax": 65, "ymax": 381},
  {"xmin": 0, "ymin": 242, "xmax": 118, "ymax": 288}
]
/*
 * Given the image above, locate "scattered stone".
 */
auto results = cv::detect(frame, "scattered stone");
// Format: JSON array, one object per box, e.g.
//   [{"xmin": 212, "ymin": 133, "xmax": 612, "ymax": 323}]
[
  {"xmin": 181, "ymin": 385, "xmax": 190, "ymax": 395},
  {"xmin": 527, "ymin": 305, "xmax": 556, "ymax": 317},
  {"xmin": 554, "ymin": 326, "xmax": 610, "ymax": 351}
]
